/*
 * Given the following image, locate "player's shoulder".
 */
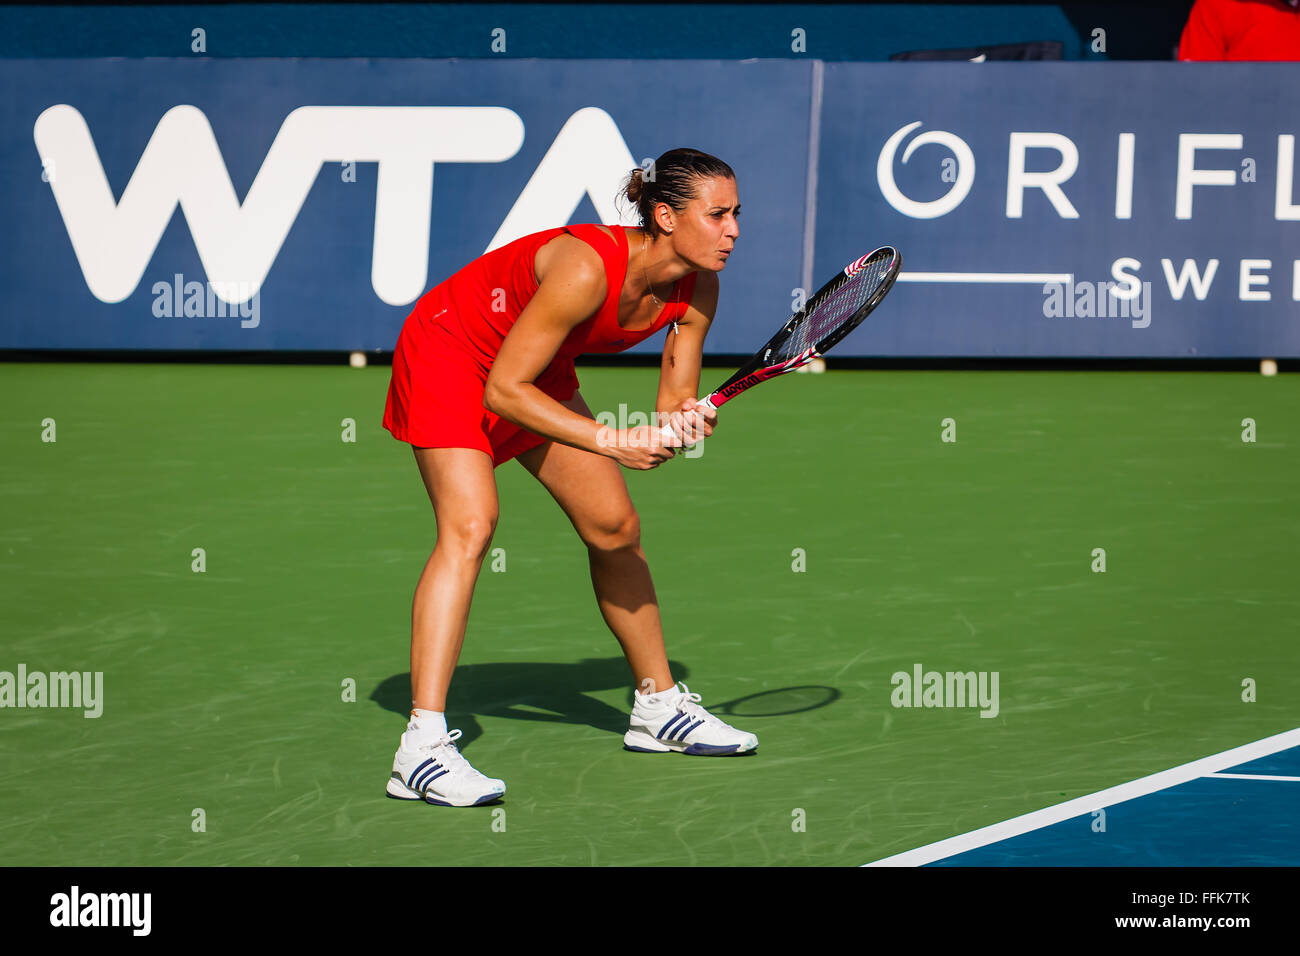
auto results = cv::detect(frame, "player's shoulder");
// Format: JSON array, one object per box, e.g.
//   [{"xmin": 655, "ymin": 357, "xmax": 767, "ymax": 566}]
[{"xmin": 534, "ymin": 232, "xmax": 608, "ymax": 290}]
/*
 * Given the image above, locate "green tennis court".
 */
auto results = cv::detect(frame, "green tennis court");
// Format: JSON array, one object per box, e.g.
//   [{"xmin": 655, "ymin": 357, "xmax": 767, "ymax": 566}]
[{"xmin": 2, "ymin": 362, "xmax": 1296, "ymax": 866}]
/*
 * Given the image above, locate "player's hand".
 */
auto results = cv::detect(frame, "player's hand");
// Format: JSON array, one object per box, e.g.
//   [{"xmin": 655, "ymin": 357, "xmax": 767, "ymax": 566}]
[
  {"xmin": 663, "ymin": 399, "xmax": 717, "ymax": 445},
  {"xmin": 607, "ymin": 425, "xmax": 679, "ymax": 470}
]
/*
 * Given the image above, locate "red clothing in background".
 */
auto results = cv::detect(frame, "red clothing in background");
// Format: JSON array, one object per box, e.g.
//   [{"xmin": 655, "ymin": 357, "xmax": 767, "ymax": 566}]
[{"xmin": 1179, "ymin": 0, "xmax": 1300, "ymax": 60}]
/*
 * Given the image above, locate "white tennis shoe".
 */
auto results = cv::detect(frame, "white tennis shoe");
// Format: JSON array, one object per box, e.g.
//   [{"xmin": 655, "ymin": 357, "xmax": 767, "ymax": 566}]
[
  {"xmin": 386, "ymin": 729, "xmax": 506, "ymax": 807},
  {"xmin": 623, "ymin": 683, "xmax": 758, "ymax": 755}
]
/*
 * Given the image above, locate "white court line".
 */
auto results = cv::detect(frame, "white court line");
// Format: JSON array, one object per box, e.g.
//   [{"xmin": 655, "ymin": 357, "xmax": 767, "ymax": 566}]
[
  {"xmin": 865, "ymin": 726, "xmax": 1300, "ymax": 867},
  {"xmin": 1206, "ymin": 772, "xmax": 1300, "ymax": 782},
  {"xmin": 897, "ymin": 272, "xmax": 1072, "ymax": 284}
]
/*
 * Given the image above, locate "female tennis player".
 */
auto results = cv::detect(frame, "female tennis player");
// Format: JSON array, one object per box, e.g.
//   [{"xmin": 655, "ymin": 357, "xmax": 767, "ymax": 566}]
[{"xmin": 381, "ymin": 148, "xmax": 758, "ymax": 806}]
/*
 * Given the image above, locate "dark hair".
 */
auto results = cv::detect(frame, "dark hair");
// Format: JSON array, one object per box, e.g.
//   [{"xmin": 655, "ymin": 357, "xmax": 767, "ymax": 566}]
[{"xmin": 621, "ymin": 148, "xmax": 736, "ymax": 237}]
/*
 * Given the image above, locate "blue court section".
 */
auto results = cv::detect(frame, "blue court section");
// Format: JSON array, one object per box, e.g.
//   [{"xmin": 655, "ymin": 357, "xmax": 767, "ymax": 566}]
[
  {"xmin": 929, "ymin": 746, "xmax": 1300, "ymax": 866},
  {"xmin": 1224, "ymin": 748, "xmax": 1300, "ymax": 777}
]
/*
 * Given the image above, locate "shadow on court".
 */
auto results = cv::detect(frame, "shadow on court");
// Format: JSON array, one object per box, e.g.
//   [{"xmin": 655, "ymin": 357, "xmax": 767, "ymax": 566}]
[{"xmin": 371, "ymin": 660, "xmax": 841, "ymax": 750}]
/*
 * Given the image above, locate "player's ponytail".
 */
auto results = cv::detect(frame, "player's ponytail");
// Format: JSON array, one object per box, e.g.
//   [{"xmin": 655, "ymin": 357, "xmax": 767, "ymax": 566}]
[{"xmin": 620, "ymin": 148, "xmax": 735, "ymax": 238}]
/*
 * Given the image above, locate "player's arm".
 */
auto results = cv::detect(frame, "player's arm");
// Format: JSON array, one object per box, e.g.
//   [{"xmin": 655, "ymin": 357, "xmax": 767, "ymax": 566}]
[
  {"xmin": 656, "ymin": 269, "xmax": 719, "ymax": 441},
  {"xmin": 484, "ymin": 238, "xmax": 676, "ymax": 467},
  {"xmin": 483, "ymin": 239, "xmax": 609, "ymax": 453}
]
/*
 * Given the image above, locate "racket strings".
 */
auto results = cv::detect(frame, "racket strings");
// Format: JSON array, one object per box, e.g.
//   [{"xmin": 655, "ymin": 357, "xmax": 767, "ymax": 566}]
[{"xmin": 774, "ymin": 253, "xmax": 895, "ymax": 361}]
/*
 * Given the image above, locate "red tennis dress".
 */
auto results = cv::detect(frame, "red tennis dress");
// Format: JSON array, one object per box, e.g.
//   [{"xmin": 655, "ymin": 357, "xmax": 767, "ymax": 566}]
[{"xmin": 383, "ymin": 224, "xmax": 697, "ymax": 467}]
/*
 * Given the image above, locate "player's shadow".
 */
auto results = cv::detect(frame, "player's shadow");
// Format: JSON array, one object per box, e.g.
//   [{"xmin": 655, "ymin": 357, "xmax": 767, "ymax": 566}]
[
  {"xmin": 371, "ymin": 660, "xmax": 841, "ymax": 752},
  {"xmin": 371, "ymin": 657, "xmax": 689, "ymax": 750}
]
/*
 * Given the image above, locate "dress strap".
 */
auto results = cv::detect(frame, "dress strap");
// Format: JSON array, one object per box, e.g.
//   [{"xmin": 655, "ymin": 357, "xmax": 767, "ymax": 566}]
[{"xmin": 561, "ymin": 224, "xmax": 628, "ymax": 329}]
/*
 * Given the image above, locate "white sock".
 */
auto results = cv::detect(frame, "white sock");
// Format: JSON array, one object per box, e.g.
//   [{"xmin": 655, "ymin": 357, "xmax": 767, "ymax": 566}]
[
  {"xmin": 639, "ymin": 682, "xmax": 682, "ymax": 707},
  {"xmin": 404, "ymin": 708, "xmax": 448, "ymax": 748}
]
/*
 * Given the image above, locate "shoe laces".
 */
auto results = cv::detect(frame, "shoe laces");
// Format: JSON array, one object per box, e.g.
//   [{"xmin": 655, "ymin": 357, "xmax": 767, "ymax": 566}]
[
  {"xmin": 417, "ymin": 728, "xmax": 479, "ymax": 777},
  {"xmin": 672, "ymin": 684, "xmax": 718, "ymax": 726}
]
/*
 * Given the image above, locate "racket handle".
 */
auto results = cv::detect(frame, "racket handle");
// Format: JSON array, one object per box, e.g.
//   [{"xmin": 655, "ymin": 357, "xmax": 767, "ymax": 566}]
[{"xmin": 658, "ymin": 396, "xmax": 718, "ymax": 443}]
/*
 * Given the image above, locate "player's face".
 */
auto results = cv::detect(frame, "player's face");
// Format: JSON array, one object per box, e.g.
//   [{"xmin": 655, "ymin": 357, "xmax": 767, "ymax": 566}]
[{"xmin": 669, "ymin": 176, "xmax": 740, "ymax": 272}]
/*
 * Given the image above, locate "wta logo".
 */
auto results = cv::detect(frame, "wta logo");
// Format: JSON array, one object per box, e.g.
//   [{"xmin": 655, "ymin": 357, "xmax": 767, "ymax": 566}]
[{"xmin": 32, "ymin": 104, "xmax": 642, "ymax": 307}]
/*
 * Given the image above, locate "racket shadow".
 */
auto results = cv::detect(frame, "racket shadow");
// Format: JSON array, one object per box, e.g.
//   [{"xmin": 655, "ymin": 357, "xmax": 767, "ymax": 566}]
[
  {"xmin": 371, "ymin": 657, "xmax": 691, "ymax": 751},
  {"xmin": 708, "ymin": 685, "xmax": 842, "ymax": 718}
]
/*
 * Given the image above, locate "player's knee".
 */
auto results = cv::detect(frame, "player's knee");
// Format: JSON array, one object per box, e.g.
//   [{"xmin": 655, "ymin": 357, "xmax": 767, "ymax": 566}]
[
  {"xmin": 585, "ymin": 510, "xmax": 641, "ymax": 554},
  {"xmin": 442, "ymin": 512, "xmax": 498, "ymax": 561}
]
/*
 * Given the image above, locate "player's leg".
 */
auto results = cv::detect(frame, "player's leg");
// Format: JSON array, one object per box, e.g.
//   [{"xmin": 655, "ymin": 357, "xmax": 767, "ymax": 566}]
[
  {"xmin": 515, "ymin": 393, "xmax": 757, "ymax": 756},
  {"xmin": 387, "ymin": 445, "xmax": 506, "ymax": 806},
  {"xmin": 409, "ymin": 446, "xmax": 499, "ymax": 711},
  {"xmin": 514, "ymin": 402, "xmax": 674, "ymax": 696}
]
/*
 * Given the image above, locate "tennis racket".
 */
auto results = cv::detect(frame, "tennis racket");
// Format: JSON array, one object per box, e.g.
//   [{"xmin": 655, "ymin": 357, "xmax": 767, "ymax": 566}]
[{"xmin": 660, "ymin": 245, "xmax": 902, "ymax": 443}]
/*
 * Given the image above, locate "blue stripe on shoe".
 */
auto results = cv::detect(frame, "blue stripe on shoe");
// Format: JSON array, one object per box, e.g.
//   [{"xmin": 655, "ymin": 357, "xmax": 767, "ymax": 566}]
[
  {"xmin": 674, "ymin": 719, "xmax": 704, "ymax": 741},
  {"xmin": 422, "ymin": 765, "xmax": 446, "ymax": 789},
  {"xmin": 408, "ymin": 758, "xmax": 435, "ymax": 788},
  {"xmin": 683, "ymin": 742, "xmax": 743, "ymax": 755},
  {"xmin": 412, "ymin": 762, "xmax": 443, "ymax": 792},
  {"xmin": 426, "ymin": 790, "xmax": 503, "ymax": 808},
  {"xmin": 658, "ymin": 713, "xmax": 689, "ymax": 739}
]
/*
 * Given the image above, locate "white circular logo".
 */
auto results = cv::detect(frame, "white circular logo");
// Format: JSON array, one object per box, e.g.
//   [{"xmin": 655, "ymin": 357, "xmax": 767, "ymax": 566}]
[{"xmin": 876, "ymin": 121, "xmax": 975, "ymax": 219}]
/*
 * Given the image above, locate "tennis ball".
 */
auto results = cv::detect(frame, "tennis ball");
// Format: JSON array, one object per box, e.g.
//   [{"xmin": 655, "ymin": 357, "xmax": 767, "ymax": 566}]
[
  {"xmin": 809, "ymin": 357, "xmax": 827, "ymax": 374},
  {"xmin": 1260, "ymin": 359, "xmax": 1278, "ymax": 376},
  {"xmin": 349, "ymin": 351, "xmax": 367, "ymax": 369}
]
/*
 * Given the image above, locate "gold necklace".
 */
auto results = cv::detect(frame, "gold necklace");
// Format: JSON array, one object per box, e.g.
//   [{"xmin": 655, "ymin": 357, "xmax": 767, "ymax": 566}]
[{"xmin": 641, "ymin": 235, "xmax": 665, "ymax": 307}]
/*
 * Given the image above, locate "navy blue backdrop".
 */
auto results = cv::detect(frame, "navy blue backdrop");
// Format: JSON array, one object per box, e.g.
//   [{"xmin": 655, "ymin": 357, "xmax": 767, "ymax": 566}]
[{"xmin": 2, "ymin": 58, "xmax": 1297, "ymax": 356}]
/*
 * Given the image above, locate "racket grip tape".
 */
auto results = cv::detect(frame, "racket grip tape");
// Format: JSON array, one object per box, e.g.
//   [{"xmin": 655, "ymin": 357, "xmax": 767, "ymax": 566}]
[{"xmin": 658, "ymin": 396, "xmax": 718, "ymax": 444}]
